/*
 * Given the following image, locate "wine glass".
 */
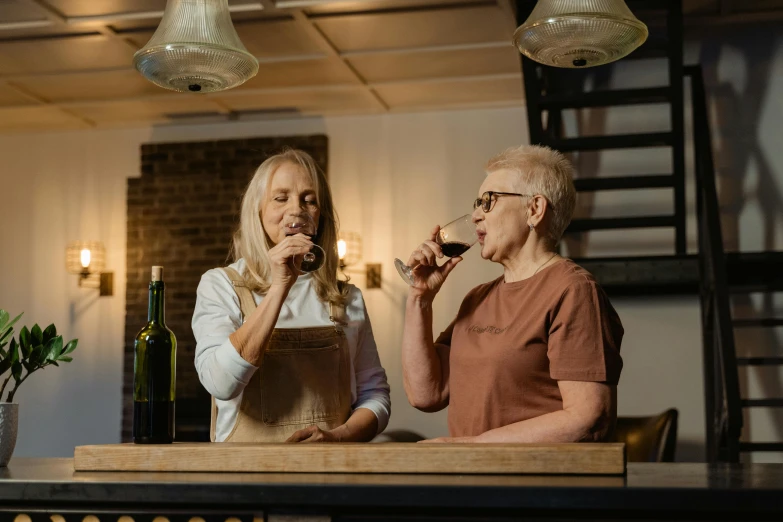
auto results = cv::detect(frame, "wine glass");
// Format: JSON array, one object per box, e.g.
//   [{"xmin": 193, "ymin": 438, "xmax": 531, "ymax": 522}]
[
  {"xmin": 394, "ymin": 214, "xmax": 478, "ymax": 286},
  {"xmin": 284, "ymin": 214, "xmax": 325, "ymax": 273}
]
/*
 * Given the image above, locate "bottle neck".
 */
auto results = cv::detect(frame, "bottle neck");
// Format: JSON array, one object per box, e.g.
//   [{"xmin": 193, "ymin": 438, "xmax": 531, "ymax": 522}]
[{"xmin": 147, "ymin": 281, "xmax": 166, "ymax": 325}]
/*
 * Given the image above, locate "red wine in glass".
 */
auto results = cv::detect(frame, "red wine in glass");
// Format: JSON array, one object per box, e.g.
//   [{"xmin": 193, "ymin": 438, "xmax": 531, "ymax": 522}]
[
  {"xmin": 439, "ymin": 241, "xmax": 472, "ymax": 258},
  {"xmin": 285, "ymin": 218, "xmax": 325, "ymax": 273},
  {"xmin": 394, "ymin": 214, "xmax": 478, "ymax": 286}
]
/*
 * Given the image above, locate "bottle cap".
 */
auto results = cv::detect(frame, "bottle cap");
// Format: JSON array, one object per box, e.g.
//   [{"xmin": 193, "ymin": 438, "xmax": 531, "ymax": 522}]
[{"xmin": 151, "ymin": 266, "xmax": 164, "ymax": 282}]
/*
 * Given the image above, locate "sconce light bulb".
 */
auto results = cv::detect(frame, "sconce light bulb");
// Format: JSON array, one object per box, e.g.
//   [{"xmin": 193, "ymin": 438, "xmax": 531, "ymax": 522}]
[
  {"xmin": 80, "ymin": 249, "xmax": 91, "ymax": 269},
  {"xmin": 337, "ymin": 239, "xmax": 347, "ymax": 260}
]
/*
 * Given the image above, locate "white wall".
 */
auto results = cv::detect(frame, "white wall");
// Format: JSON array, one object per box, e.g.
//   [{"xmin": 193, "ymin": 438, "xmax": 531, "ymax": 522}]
[
  {"xmin": 0, "ymin": 107, "xmax": 708, "ymax": 461},
  {"xmin": 1, "ymin": 24, "xmax": 781, "ymax": 461}
]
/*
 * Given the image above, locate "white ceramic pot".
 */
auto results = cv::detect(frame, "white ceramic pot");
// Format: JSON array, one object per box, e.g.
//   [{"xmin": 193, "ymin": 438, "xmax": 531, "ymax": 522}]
[{"xmin": 0, "ymin": 402, "xmax": 18, "ymax": 466}]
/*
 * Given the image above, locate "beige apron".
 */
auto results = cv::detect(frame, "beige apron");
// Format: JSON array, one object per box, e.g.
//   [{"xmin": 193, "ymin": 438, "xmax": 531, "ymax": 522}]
[{"xmin": 210, "ymin": 267, "xmax": 352, "ymax": 442}]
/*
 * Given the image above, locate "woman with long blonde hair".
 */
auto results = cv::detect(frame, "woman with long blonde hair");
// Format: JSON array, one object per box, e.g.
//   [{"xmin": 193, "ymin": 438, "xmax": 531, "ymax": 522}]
[{"xmin": 193, "ymin": 149, "xmax": 390, "ymax": 443}]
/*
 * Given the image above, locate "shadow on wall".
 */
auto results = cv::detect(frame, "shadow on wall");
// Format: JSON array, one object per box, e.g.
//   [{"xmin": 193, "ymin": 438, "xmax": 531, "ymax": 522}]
[{"xmin": 699, "ymin": 25, "xmax": 783, "ymax": 451}]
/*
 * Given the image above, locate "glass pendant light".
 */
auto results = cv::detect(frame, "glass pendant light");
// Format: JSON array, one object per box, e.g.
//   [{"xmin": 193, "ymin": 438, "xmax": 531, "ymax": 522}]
[
  {"xmin": 133, "ymin": 0, "xmax": 259, "ymax": 93},
  {"xmin": 513, "ymin": 0, "xmax": 648, "ymax": 68}
]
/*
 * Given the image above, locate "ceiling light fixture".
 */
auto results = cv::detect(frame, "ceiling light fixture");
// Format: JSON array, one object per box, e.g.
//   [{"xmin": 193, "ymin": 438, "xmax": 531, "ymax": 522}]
[
  {"xmin": 133, "ymin": 0, "xmax": 259, "ymax": 93},
  {"xmin": 513, "ymin": 0, "xmax": 648, "ymax": 68}
]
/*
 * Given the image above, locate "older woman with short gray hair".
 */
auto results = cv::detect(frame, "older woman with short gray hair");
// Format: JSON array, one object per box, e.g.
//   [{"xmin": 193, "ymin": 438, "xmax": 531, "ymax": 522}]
[{"xmin": 401, "ymin": 144, "xmax": 623, "ymax": 443}]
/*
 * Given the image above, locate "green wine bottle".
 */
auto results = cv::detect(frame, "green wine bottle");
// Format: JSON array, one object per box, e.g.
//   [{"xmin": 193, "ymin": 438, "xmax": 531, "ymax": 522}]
[{"xmin": 133, "ymin": 265, "xmax": 176, "ymax": 444}]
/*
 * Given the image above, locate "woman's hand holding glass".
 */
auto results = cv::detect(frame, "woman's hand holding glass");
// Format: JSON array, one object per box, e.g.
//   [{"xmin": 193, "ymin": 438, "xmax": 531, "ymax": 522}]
[
  {"xmin": 268, "ymin": 233, "xmax": 314, "ymax": 291},
  {"xmin": 402, "ymin": 225, "xmax": 463, "ymax": 300},
  {"xmin": 395, "ymin": 214, "xmax": 477, "ymax": 299}
]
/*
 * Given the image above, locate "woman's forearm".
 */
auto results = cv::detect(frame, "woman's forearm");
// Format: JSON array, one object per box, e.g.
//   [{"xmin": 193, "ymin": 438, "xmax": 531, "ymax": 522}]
[
  {"xmin": 401, "ymin": 294, "xmax": 448, "ymax": 412},
  {"xmin": 330, "ymin": 408, "xmax": 379, "ymax": 442},
  {"xmin": 228, "ymin": 285, "xmax": 289, "ymax": 366},
  {"xmin": 474, "ymin": 408, "xmax": 613, "ymax": 443}
]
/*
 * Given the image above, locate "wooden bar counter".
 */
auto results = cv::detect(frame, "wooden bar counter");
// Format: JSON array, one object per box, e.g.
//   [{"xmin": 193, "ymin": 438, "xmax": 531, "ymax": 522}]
[{"xmin": 1, "ymin": 455, "xmax": 782, "ymax": 521}]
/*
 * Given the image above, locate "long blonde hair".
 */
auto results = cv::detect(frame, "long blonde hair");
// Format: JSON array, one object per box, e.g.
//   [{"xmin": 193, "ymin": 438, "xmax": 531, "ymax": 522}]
[{"xmin": 232, "ymin": 149, "xmax": 347, "ymax": 306}]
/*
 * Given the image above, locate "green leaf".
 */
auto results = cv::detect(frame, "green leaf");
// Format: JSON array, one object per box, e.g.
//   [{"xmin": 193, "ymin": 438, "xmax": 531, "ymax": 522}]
[
  {"xmin": 20, "ymin": 337, "xmax": 32, "ymax": 359},
  {"xmin": 19, "ymin": 326, "xmax": 30, "ymax": 351},
  {"xmin": 57, "ymin": 356, "xmax": 72, "ymax": 363},
  {"xmin": 62, "ymin": 339, "xmax": 78, "ymax": 356},
  {"xmin": 50, "ymin": 361, "xmax": 59, "ymax": 367},
  {"xmin": 9, "ymin": 339, "xmax": 19, "ymax": 364},
  {"xmin": 30, "ymin": 344, "xmax": 44, "ymax": 368},
  {"xmin": 0, "ymin": 312, "xmax": 22, "ymax": 345},
  {"xmin": 0, "ymin": 346, "xmax": 6, "ymax": 359},
  {"xmin": 42, "ymin": 324, "xmax": 57, "ymax": 344},
  {"xmin": 46, "ymin": 336, "xmax": 63, "ymax": 361},
  {"xmin": 31, "ymin": 324, "xmax": 43, "ymax": 346},
  {"xmin": 0, "ymin": 357, "xmax": 11, "ymax": 376},
  {"xmin": 12, "ymin": 360, "xmax": 22, "ymax": 382}
]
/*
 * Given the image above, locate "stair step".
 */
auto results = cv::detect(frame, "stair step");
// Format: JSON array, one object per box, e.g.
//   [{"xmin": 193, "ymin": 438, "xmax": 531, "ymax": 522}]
[
  {"xmin": 741, "ymin": 399, "xmax": 783, "ymax": 408},
  {"xmin": 739, "ymin": 442, "xmax": 783, "ymax": 452},
  {"xmin": 550, "ymin": 132, "xmax": 673, "ymax": 152},
  {"xmin": 540, "ymin": 87, "xmax": 672, "ymax": 110},
  {"xmin": 572, "ymin": 255, "xmax": 699, "ymax": 296},
  {"xmin": 726, "ymin": 251, "xmax": 783, "ymax": 292},
  {"xmin": 737, "ymin": 357, "xmax": 783, "ymax": 366},
  {"xmin": 566, "ymin": 215, "xmax": 676, "ymax": 233},
  {"xmin": 573, "ymin": 175, "xmax": 674, "ymax": 192},
  {"xmin": 733, "ymin": 318, "xmax": 783, "ymax": 328}
]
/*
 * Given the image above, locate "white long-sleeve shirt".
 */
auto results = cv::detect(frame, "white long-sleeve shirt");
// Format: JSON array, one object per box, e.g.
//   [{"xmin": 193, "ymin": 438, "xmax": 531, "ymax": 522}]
[{"xmin": 192, "ymin": 259, "xmax": 391, "ymax": 442}]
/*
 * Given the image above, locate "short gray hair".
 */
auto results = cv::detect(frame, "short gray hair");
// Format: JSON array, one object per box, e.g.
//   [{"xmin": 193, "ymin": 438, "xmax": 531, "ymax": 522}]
[{"xmin": 485, "ymin": 144, "xmax": 576, "ymax": 244}]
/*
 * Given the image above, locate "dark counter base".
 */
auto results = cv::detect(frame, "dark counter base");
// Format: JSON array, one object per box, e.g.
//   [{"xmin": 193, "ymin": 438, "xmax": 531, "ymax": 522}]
[{"xmin": 1, "ymin": 459, "xmax": 782, "ymax": 521}]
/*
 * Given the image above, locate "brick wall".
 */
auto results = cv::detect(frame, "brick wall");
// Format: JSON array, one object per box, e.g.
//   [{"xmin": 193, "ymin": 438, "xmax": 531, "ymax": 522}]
[{"xmin": 124, "ymin": 135, "xmax": 328, "ymax": 441}]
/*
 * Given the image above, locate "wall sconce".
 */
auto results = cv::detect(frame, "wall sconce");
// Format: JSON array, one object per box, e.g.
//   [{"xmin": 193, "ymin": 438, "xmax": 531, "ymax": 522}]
[
  {"xmin": 65, "ymin": 241, "xmax": 113, "ymax": 297},
  {"xmin": 338, "ymin": 232, "xmax": 381, "ymax": 289}
]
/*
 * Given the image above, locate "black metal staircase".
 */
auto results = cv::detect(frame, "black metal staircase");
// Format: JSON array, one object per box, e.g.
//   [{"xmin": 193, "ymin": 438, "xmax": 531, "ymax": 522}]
[
  {"xmin": 515, "ymin": 0, "xmax": 783, "ymax": 462},
  {"xmin": 518, "ymin": 0, "xmax": 686, "ymax": 258}
]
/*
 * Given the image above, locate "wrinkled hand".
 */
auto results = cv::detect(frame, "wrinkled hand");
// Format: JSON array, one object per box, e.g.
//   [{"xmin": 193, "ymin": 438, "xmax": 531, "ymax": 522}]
[
  {"xmin": 268, "ymin": 233, "xmax": 313, "ymax": 291},
  {"xmin": 407, "ymin": 225, "xmax": 463, "ymax": 299},
  {"xmin": 286, "ymin": 425, "xmax": 341, "ymax": 443}
]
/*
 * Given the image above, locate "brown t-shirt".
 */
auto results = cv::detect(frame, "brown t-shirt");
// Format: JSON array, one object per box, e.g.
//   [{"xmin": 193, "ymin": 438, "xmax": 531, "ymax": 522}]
[{"xmin": 437, "ymin": 259, "xmax": 624, "ymax": 437}]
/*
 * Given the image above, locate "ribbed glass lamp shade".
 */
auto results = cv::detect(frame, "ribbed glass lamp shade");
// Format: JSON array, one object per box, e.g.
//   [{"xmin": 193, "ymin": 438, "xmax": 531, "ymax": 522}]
[
  {"xmin": 513, "ymin": 0, "xmax": 648, "ymax": 68},
  {"xmin": 133, "ymin": 0, "xmax": 259, "ymax": 93}
]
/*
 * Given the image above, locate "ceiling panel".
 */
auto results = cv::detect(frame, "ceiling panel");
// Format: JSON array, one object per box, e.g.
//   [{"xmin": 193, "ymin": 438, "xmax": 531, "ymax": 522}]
[
  {"xmin": 237, "ymin": 58, "xmax": 358, "ymax": 90},
  {"xmin": 349, "ymin": 45, "xmax": 519, "ymax": 83},
  {"xmin": 216, "ymin": 87, "xmax": 380, "ymax": 114},
  {"xmin": 121, "ymin": 19, "xmax": 324, "ymax": 58},
  {"xmin": 300, "ymin": 0, "xmax": 491, "ymax": 15},
  {"xmin": 0, "ymin": 106, "xmax": 88, "ymax": 132},
  {"xmin": 0, "ymin": 0, "xmax": 46, "ymax": 23},
  {"xmin": 66, "ymin": 97, "xmax": 224, "ymax": 124},
  {"xmin": 12, "ymin": 69, "xmax": 165, "ymax": 103},
  {"xmin": 0, "ymin": 83, "xmax": 38, "ymax": 107},
  {"xmin": 109, "ymin": 10, "xmax": 286, "ymax": 32},
  {"xmin": 235, "ymin": 19, "xmax": 325, "ymax": 57},
  {"xmin": 0, "ymin": 26, "xmax": 100, "ymax": 40},
  {"xmin": 0, "ymin": 34, "xmax": 135, "ymax": 75},
  {"xmin": 315, "ymin": 5, "xmax": 513, "ymax": 51},
  {"xmin": 375, "ymin": 77, "xmax": 522, "ymax": 109},
  {"xmin": 44, "ymin": 0, "xmax": 262, "ymax": 18}
]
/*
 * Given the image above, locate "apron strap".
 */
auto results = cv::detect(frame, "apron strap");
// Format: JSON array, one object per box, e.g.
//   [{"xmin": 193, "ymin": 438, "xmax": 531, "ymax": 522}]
[{"xmin": 222, "ymin": 266, "xmax": 258, "ymax": 321}]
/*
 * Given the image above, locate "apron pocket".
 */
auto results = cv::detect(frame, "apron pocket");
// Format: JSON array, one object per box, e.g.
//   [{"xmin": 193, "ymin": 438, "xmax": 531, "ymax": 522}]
[{"xmin": 260, "ymin": 343, "xmax": 345, "ymax": 426}]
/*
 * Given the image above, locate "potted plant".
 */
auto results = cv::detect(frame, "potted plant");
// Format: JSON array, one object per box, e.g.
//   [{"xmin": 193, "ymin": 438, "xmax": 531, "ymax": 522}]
[{"xmin": 0, "ymin": 310, "xmax": 78, "ymax": 466}]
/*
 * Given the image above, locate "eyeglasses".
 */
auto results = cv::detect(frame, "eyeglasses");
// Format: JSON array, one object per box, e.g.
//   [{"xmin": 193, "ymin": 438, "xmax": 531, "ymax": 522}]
[{"xmin": 473, "ymin": 191, "xmax": 534, "ymax": 213}]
